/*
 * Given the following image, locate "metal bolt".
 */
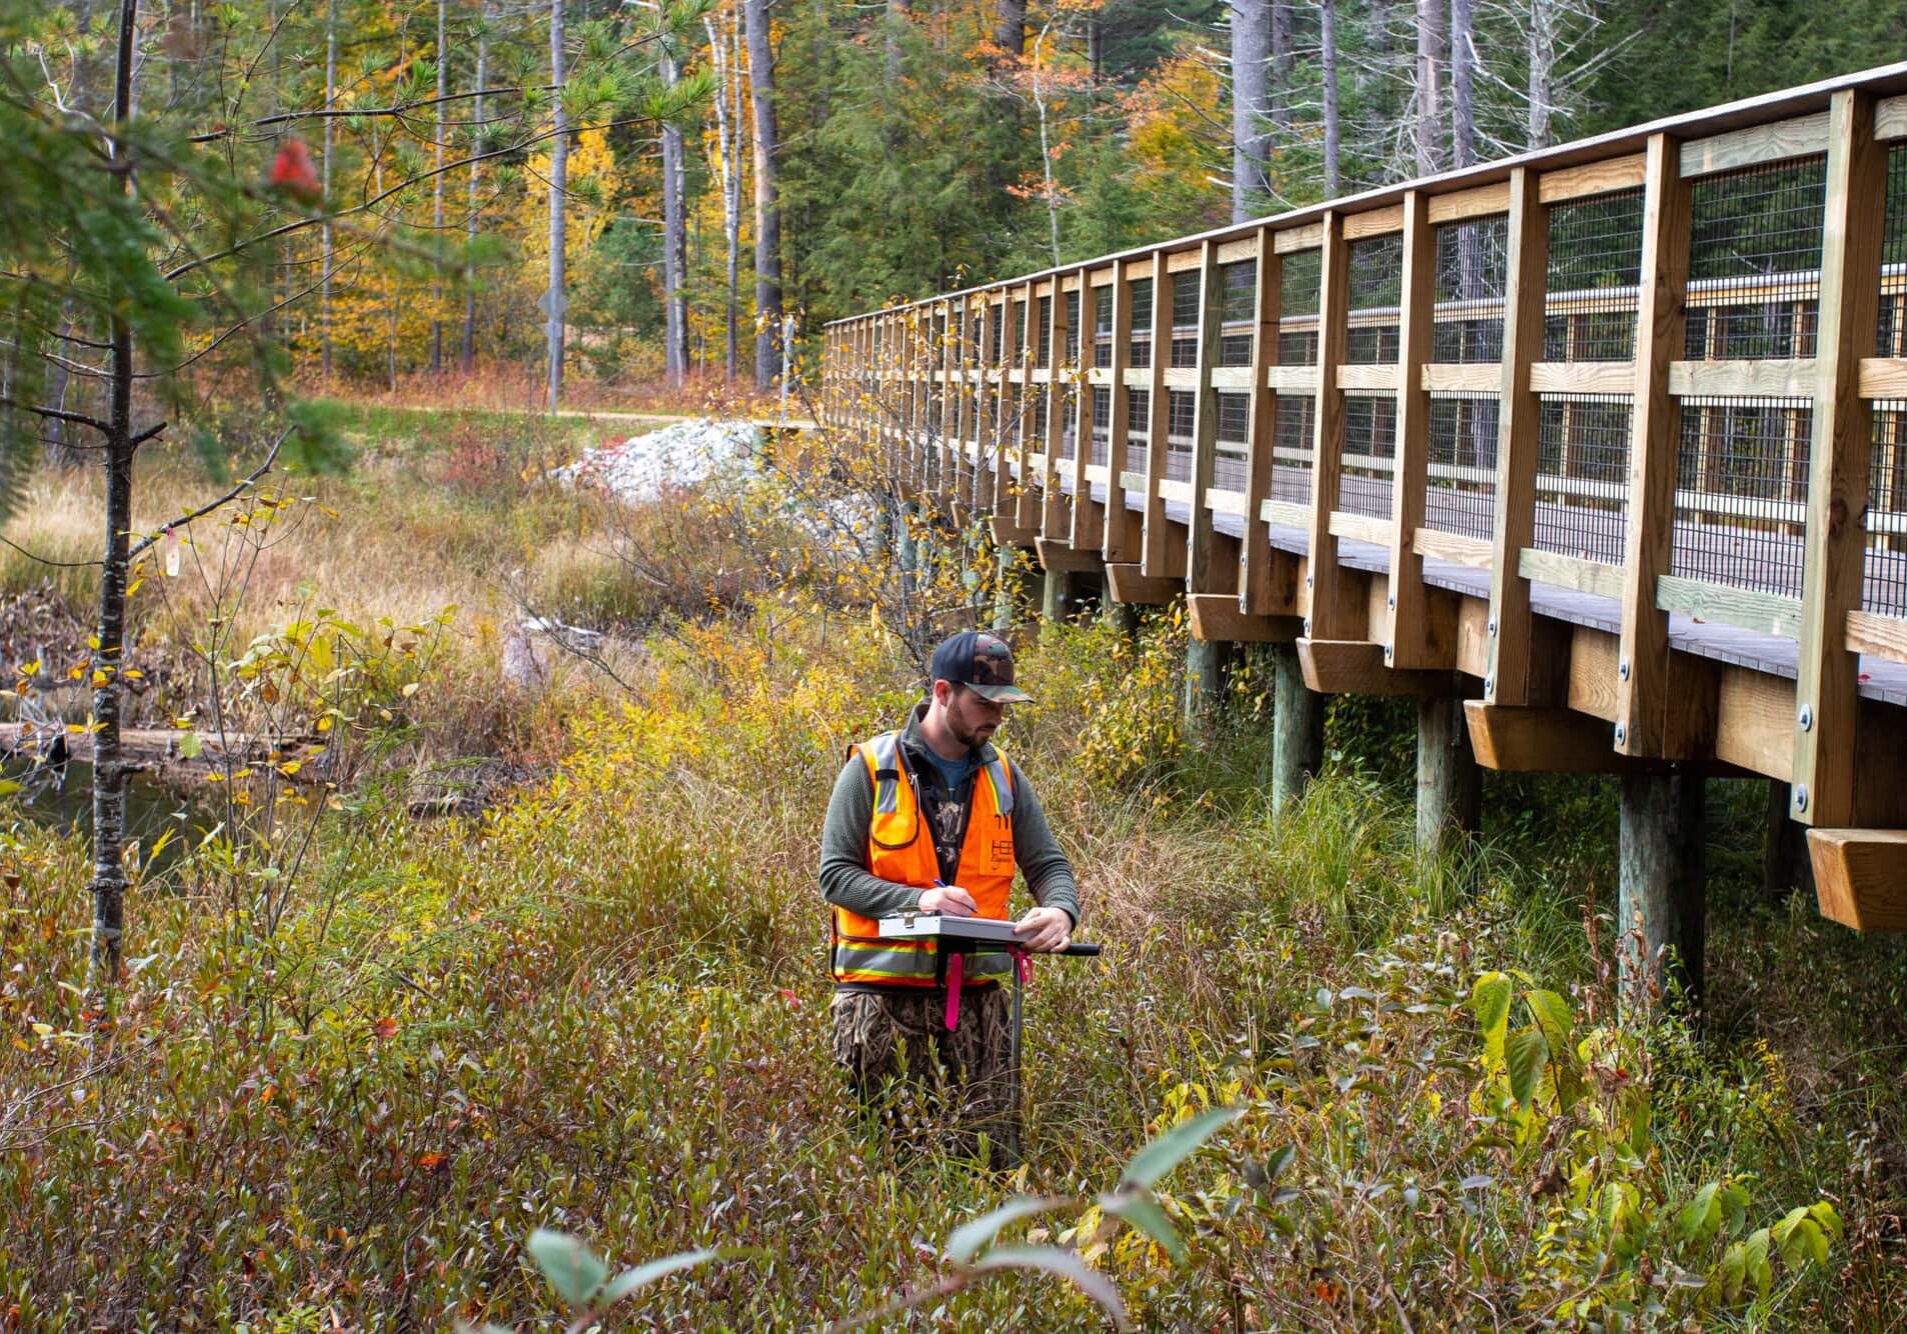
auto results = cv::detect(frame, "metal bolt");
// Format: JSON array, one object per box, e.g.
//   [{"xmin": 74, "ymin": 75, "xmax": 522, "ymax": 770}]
[
  {"xmin": 1387, "ymin": 594, "xmax": 1397, "ymax": 610},
  {"xmin": 1614, "ymin": 722, "xmax": 1627, "ymax": 745},
  {"xmin": 1303, "ymin": 617, "xmax": 1312, "ymax": 635},
  {"xmin": 1385, "ymin": 644, "xmax": 1395, "ymax": 661},
  {"xmin": 1305, "ymin": 575, "xmax": 1314, "ymax": 589},
  {"xmin": 1487, "ymin": 618, "xmax": 1498, "ymax": 637},
  {"xmin": 1794, "ymin": 785, "xmax": 1809, "ymax": 813},
  {"xmin": 1484, "ymin": 674, "xmax": 1495, "ymax": 694},
  {"xmin": 1619, "ymin": 658, "xmax": 1631, "ymax": 681},
  {"xmin": 1797, "ymin": 703, "xmax": 1813, "ymax": 731}
]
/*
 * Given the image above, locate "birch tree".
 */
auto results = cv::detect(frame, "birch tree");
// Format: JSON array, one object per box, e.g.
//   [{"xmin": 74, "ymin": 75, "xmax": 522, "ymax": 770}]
[
  {"xmin": 1230, "ymin": 0, "xmax": 1271, "ymax": 223},
  {"xmin": 743, "ymin": 0, "xmax": 782, "ymax": 392},
  {"xmin": 705, "ymin": 12, "xmax": 743, "ymax": 381},
  {"xmin": 547, "ymin": 0, "xmax": 568, "ymax": 410}
]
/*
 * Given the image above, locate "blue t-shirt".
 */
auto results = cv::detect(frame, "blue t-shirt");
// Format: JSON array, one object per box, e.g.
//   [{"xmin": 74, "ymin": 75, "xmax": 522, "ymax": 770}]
[{"xmin": 918, "ymin": 746, "xmax": 977, "ymax": 797}]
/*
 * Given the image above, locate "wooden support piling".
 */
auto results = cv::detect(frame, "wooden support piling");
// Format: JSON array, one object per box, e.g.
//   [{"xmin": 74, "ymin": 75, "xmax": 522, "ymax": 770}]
[
  {"xmin": 1417, "ymin": 685, "xmax": 1483, "ymax": 858},
  {"xmin": 1618, "ymin": 772, "xmax": 1706, "ymax": 1013},
  {"xmin": 1271, "ymin": 643, "xmax": 1324, "ymax": 814}
]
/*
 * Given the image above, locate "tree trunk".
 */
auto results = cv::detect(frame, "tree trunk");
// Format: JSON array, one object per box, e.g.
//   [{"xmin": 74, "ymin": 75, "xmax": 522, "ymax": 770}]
[
  {"xmin": 463, "ymin": 0, "xmax": 487, "ymax": 372},
  {"xmin": 1451, "ymin": 0, "xmax": 1476, "ymax": 167},
  {"xmin": 705, "ymin": 15, "xmax": 741, "ymax": 381},
  {"xmin": 1415, "ymin": 0, "xmax": 1444, "ymax": 177},
  {"xmin": 661, "ymin": 50, "xmax": 689, "ymax": 388},
  {"xmin": 994, "ymin": 0, "xmax": 1025, "ymax": 57},
  {"xmin": 1270, "ymin": 0, "xmax": 1292, "ymax": 133},
  {"xmin": 1321, "ymin": 0, "xmax": 1340, "ymax": 196},
  {"xmin": 91, "ymin": 0, "xmax": 141, "ymax": 990},
  {"xmin": 1230, "ymin": 0, "xmax": 1271, "ymax": 224},
  {"xmin": 547, "ymin": 0, "xmax": 567, "ymax": 412},
  {"xmin": 743, "ymin": 0, "xmax": 782, "ymax": 392},
  {"xmin": 1528, "ymin": 0, "xmax": 1555, "ymax": 148},
  {"xmin": 321, "ymin": 0, "xmax": 336, "ymax": 382},
  {"xmin": 429, "ymin": 0, "xmax": 446, "ymax": 374}
]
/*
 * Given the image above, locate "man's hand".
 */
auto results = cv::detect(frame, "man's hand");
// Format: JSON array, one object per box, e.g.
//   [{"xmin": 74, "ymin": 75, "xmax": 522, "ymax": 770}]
[
  {"xmin": 1014, "ymin": 905, "xmax": 1072, "ymax": 953},
  {"xmin": 919, "ymin": 885, "xmax": 977, "ymax": 917}
]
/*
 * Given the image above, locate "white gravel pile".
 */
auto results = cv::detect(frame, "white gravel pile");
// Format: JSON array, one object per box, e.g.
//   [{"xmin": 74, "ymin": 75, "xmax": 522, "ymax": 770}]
[{"xmin": 549, "ymin": 419, "xmax": 762, "ymax": 501}]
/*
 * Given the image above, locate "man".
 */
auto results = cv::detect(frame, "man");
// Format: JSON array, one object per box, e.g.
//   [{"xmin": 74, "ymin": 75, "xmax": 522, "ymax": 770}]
[{"xmin": 819, "ymin": 630, "xmax": 1079, "ymax": 1144}]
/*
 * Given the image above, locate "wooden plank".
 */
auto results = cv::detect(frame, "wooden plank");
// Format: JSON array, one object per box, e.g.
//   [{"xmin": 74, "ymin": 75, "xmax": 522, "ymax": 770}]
[
  {"xmin": 1716, "ymin": 664, "xmax": 1795, "ymax": 780},
  {"xmin": 1297, "ymin": 637, "xmax": 1442, "ymax": 695},
  {"xmin": 1808, "ymin": 829, "xmax": 1907, "ymax": 932},
  {"xmin": 1413, "ymin": 527, "xmax": 1493, "ymax": 568},
  {"xmin": 1140, "ymin": 253, "xmax": 1182, "ymax": 579},
  {"xmin": 1039, "ymin": 276, "xmax": 1072, "ymax": 539},
  {"xmin": 1101, "ymin": 263, "xmax": 1140, "ymax": 563},
  {"xmin": 1071, "ymin": 276, "xmax": 1106, "ymax": 553},
  {"xmin": 1421, "ymin": 363, "xmax": 1499, "ymax": 393},
  {"xmin": 1188, "ymin": 593, "xmax": 1299, "ymax": 643},
  {"xmin": 1209, "ymin": 367, "xmax": 1255, "ymax": 389},
  {"xmin": 1241, "ymin": 227, "xmax": 1282, "ymax": 616},
  {"xmin": 1857, "ymin": 357, "xmax": 1907, "ymax": 397},
  {"xmin": 1336, "ymin": 363, "xmax": 1401, "ymax": 392},
  {"xmin": 1879, "ymin": 95, "xmax": 1907, "ymax": 142},
  {"xmin": 1305, "ymin": 211, "xmax": 1356, "ymax": 638},
  {"xmin": 1539, "ymin": 152, "xmax": 1648, "ymax": 203},
  {"xmin": 1846, "ymin": 609, "xmax": 1907, "ymax": 663},
  {"xmin": 1464, "ymin": 702, "xmax": 1636, "ymax": 772},
  {"xmin": 1034, "ymin": 536, "xmax": 1105, "ymax": 574},
  {"xmin": 1261, "ymin": 498, "xmax": 1311, "ymax": 528},
  {"xmin": 1266, "ymin": 365, "xmax": 1319, "ymax": 393},
  {"xmin": 1529, "ymin": 360, "xmax": 1637, "ymax": 394},
  {"xmin": 1165, "ymin": 248, "xmax": 1202, "ymax": 273},
  {"xmin": 1568, "ymin": 625, "xmax": 1622, "ymax": 721},
  {"xmin": 1186, "ymin": 240, "xmax": 1237, "ymax": 595},
  {"xmin": 1616, "ymin": 133, "xmax": 1693, "ymax": 758},
  {"xmin": 1328, "ymin": 510, "xmax": 1394, "ymax": 546},
  {"xmin": 1794, "ymin": 90, "xmax": 1887, "ymax": 828},
  {"xmin": 1387, "ymin": 190, "xmax": 1438, "ymax": 670},
  {"xmin": 1655, "ymin": 575, "xmax": 1803, "ymax": 638},
  {"xmin": 1274, "ymin": 222, "xmax": 1325, "ymax": 253},
  {"xmin": 1519, "ymin": 547, "xmax": 1625, "ymax": 600},
  {"xmin": 990, "ymin": 513, "xmax": 1037, "ymax": 547},
  {"xmin": 1343, "ymin": 205, "xmax": 1406, "ymax": 239},
  {"xmin": 1427, "ymin": 181, "xmax": 1511, "ymax": 224},
  {"xmin": 1105, "ymin": 561, "xmax": 1180, "ymax": 605},
  {"xmin": 1679, "ymin": 110, "xmax": 1831, "ymax": 177},
  {"xmin": 1216, "ymin": 236, "xmax": 1256, "ymax": 264},
  {"xmin": 1669, "ymin": 358, "xmax": 1817, "ymax": 398}
]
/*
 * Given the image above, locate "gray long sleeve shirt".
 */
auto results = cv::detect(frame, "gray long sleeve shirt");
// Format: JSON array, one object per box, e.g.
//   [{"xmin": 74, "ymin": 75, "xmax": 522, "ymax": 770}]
[{"xmin": 819, "ymin": 706, "xmax": 1079, "ymax": 927}]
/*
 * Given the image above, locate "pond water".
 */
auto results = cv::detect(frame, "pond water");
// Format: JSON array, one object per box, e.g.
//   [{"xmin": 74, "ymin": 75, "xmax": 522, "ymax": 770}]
[{"xmin": 4, "ymin": 756, "xmax": 208, "ymax": 878}]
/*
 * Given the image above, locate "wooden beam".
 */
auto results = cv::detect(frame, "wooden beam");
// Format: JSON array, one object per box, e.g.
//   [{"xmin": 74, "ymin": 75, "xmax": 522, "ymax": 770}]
[
  {"xmin": 1040, "ymin": 278, "xmax": 1072, "ymax": 539},
  {"xmin": 1140, "ymin": 253, "xmax": 1177, "ymax": 578},
  {"xmin": 1188, "ymin": 593, "xmax": 1300, "ymax": 643},
  {"xmin": 1071, "ymin": 278, "xmax": 1105, "ymax": 553},
  {"xmin": 1528, "ymin": 361, "xmax": 1636, "ymax": 394},
  {"xmin": 1101, "ymin": 262, "xmax": 1141, "ymax": 563},
  {"xmin": 1305, "ymin": 217, "xmax": 1353, "ymax": 638},
  {"xmin": 1298, "ymin": 638, "xmax": 1444, "ymax": 696},
  {"xmin": 1105, "ymin": 561, "xmax": 1180, "ymax": 605},
  {"xmin": 990, "ymin": 514, "xmax": 1036, "ymax": 547},
  {"xmin": 1343, "ymin": 205, "xmax": 1405, "ymax": 239},
  {"xmin": 1538, "ymin": 153, "xmax": 1647, "ymax": 203},
  {"xmin": 1793, "ymin": 90, "xmax": 1887, "ymax": 828},
  {"xmin": 1335, "ymin": 364, "xmax": 1401, "ymax": 392},
  {"xmin": 1186, "ymin": 239, "xmax": 1238, "ymax": 594},
  {"xmin": 1012, "ymin": 281, "xmax": 1041, "ymax": 533},
  {"xmin": 1668, "ymin": 358, "xmax": 1816, "ymax": 397},
  {"xmin": 1808, "ymin": 829, "xmax": 1907, "ymax": 931},
  {"xmin": 1465, "ymin": 702, "xmax": 1626, "ymax": 772},
  {"xmin": 1679, "ymin": 110, "xmax": 1830, "ymax": 177},
  {"xmin": 1846, "ymin": 609, "xmax": 1907, "ymax": 663},
  {"xmin": 1034, "ymin": 536, "xmax": 1105, "ymax": 574},
  {"xmin": 1387, "ymin": 190, "xmax": 1437, "ymax": 670},
  {"xmin": 1426, "ymin": 181, "xmax": 1511, "ymax": 224},
  {"xmin": 1519, "ymin": 548, "xmax": 1625, "ymax": 600},
  {"xmin": 1615, "ymin": 133, "xmax": 1692, "ymax": 758},
  {"xmin": 1421, "ymin": 363, "xmax": 1499, "ymax": 394},
  {"xmin": 1240, "ymin": 227, "xmax": 1282, "ymax": 616},
  {"xmin": 1655, "ymin": 576, "xmax": 1802, "ymax": 639}
]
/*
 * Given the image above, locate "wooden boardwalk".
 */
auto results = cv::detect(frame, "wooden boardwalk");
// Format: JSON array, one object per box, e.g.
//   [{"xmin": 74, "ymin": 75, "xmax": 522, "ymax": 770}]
[{"xmin": 825, "ymin": 65, "xmax": 1907, "ymax": 933}]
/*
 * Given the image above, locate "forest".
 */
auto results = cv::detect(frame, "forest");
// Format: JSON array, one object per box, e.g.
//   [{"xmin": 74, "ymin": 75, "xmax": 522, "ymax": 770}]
[{"xmin": 3, "ymin": 0, "xmax": 1907, "ymax": 1327}]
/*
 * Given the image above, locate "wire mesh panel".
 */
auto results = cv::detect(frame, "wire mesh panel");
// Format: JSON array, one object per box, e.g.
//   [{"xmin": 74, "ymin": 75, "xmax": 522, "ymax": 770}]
[
  {"xmin": 1346, "ymin": 234, "xmax": 1403, "ymax": 364},
  {"xmin": 1432, "ymin": 215, "xmax": 1509, "ymax": 363},
  {"xmin": 1279, "ymin": 248, "xmax": 1322, "ymax": 365},
  {"xmin": 1340, "ymin": 393, "xmax": 1397, "ymax": 517},
  {"xmin": 990, "ymin": 302, "xmax": 1007, "ymax": 365},
  {"xmin": 1220, "ymin": 261, "xmax": 1256, "ymax": 366},
  {"xmin": 1671, "ymin": 397, "xmax": 1812, "ymax": 600},
  {"xmin": 1128, "ymin": 279, "xmax": 1154, "ymax": 368},
  {"xmin": 1533, "ymin": 395, "xmax": 1631, "ymax": 564},
  {"xmin": 1170, "ymin": 272, "xmax": 1201, "ymax": 368},
  {"xmin": 1090, "ymin": 386, "xmax": 1112, "ymax": 466},
  {"xmin": 1545, "ymin": 189, "xmax": 1644, "ymax": 361},
  {"xmin": 1869, "ymin": 400, "xmax": 1907, "ymax": 614},
  {"xmin": 1125, "ymin": 387, "xmax": 1151, "ymax": 478},
  {"xmin": 1059, "ymin": 388, "xmax": 1079, "ymax": 462},
  {"xmin": 1424, "ymin": 395, "xmax": 1500, "ymax": 539},
  {"xmin": 1166, "ymin": 389, "xmax": 1196, "ymax": 479},
  {"xmin": 1684, "ymin": 157, "xmax": 1826, "ymax": 361},
  {"xmin": 1272, "ymin": 395, "xmax": 1315, "ymax": 506},
  {"xmin": 1094, "ymin": 286, "xmax": 1115, "ymax": 368},
  {"xmin": 1213, "ymin": 391, "xmax": 1251, "ymax": 490},
  {"xmin": 1037, "ymin": 295, "xmax": 1054, "ymax": 363}
]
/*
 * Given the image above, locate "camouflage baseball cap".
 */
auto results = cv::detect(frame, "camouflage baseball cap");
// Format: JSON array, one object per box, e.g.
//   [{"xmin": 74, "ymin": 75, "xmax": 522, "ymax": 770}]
[{"xmin": 928, "ymin": 630, "xmax": 1033, "ymax": 704}]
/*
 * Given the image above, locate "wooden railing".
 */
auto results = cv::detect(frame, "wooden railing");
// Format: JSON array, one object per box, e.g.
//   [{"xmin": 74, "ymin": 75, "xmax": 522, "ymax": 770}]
[{"xmin": 821, "ymin": 65, "xmax": 1907, "ymax": 902}]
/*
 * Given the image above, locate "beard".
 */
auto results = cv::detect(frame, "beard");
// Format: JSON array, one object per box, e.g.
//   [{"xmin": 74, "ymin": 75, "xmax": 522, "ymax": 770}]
[{"xmin": 949, "ymin": 712, "xmax": 996, "ymax": 749}]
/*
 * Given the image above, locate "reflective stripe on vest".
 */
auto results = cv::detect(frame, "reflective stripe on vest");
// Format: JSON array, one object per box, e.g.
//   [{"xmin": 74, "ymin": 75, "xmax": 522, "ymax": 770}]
[{"xmin": 830, "ymin": 730, "xmax": 1017, "ymax": 989}]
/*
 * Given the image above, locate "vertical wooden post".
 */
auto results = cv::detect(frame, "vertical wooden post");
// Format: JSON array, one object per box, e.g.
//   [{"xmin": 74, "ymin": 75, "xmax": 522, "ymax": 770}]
[
  {"xmin": 1271, "ymin": 643, "xmax": 1324, "ymax": 813},
  {"xmin": 1141, "ymin": 252, "xmax": 1176, "ymax": 579},
  {"xmin": 1304, "ymin": 211, "xmax": 1355, "ymax": 638},
  {"xmin": 1015, "ymin": 281, "xmax": 1042, "ymax": 533},
  {"xmin": 1485, "ymin": 167, "xmax": 1549, "ymax": 705},
  {"xmin": 1793, "ymin": 89, "xmax": 1885, "ymax": 827},
  {"xmin": 1242, "ymin": 226, "xmax": 1283, "ymax": 614},
  {"xmin": 938, "ymin": 299, "xmax": 958, "ymax": 514},
  {"xmin": 1386, "ymin": 191, "xmax": 1435, "ymax": 667},
  {"xmin": 982, "ymin": 295, "xmax": 1005, "ymax": 516},
  {"xmin": 1041, "ymin": 568, "xmax": 1075, "ymax": 621},
  {"xmin": 1103, "ymin": 262, "xmax": 1142, "ymax": 564},
  {"xmin": 1041, "ymin": 280, "xmax": 1071, "ymax": 538},
  {"xmin": 1618, "ymin": 772, "xmax": 1705, "ymax": 1013},
  {"xmin": 1416, "ymin": 686, "xmax": 1482, "ymax": 856},
  {"xmin": 1187, "ymin": 240, "xmax": 1237, "ymax": 595},
  {"xmin": 1072, "ymin": 278, "xmax": 1105, "ymax": 552},
  {"xmin": 1615, "ymin": 134, "xmax": 1692, "ymax": 758}
]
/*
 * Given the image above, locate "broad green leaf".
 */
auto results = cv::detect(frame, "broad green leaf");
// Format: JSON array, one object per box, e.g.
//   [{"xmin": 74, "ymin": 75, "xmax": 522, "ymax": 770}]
[
  {"xmin": 0, "ymin": 780, "xmax": 19, "ymax": 797},
  {"xmin": 1719, "ymin": 1183, "xmax": 1750, "ymax": 1238},
  {"xmin": 1524, "ymin": 989, "xmax": 1575, "ymax": 1059},
  {"xmin": 1471, "ymin": 972, "xmax": 1512, "ymax": 1061},
  {"xmin": 1120, "ymin": 1106, "xmax": 1241, "ymax": 1190},
  {"xmin": 178, "ymin": 731, "xmax": 203, "ymax": 759},
  {"xmin": 1773, "ymin": 1210, "xmax": 1827, "ymax": 1268},
  {"xmin": 1506, "ymin": 1026, "xmax": 1550, "ymax": 1107},
  {"xmin": 946, "ymin": 1197, "xmax": 1067, "ymax": 1265},
  {"xmin": 973, "ymin": 1245, "xmax": 1132, "ymax": 1332},
  {"xmin": 1744, "ymin": 1228, "xmax": 1773, "ymax": 1299},
  {"xmin": 597, "ymin": 1247, "xmax": 757, "ymax": 1304},
  {"xmin": 1808, "ymin": 1200, "xmax": 1843, "ymax": 1241},
  {"xmin": 1717, "ymin": 1243, "xmax": 1746, "ymax": 1302},
  {"xmin": 1101, "ymin": 1191, "xmax": 1184, "ymax": 1264},
  {"xmin": 1264, "ymin": 1144, "xmax": 1296, "ymax": 1182},
  {"xmin": 526, "ymin": 1228, "xmax": 607, "ymax": 1308},
  {"xmin": 1674, "ymin": 1183, "xmax": 1720, "ymax": 1246}
]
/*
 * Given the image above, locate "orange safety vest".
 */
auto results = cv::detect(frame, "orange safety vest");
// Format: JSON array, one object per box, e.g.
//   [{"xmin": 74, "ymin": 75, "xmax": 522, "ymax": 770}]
[{"xmin": 830, "ymin": 729, "xmax": 1017, "ymax": 989}]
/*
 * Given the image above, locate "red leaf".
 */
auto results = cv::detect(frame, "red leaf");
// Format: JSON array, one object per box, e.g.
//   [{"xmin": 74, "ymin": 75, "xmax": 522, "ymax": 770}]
[
  {"xmin": 372, "ymin": 1016, "xmax": 398, "ymax": 1040},
  {"xmin": 777, "ymin": 988, "xmax": 801, "ymax": 1008},
  {"xmin": 269, "ymin": 139, "xmax": 322, "ymax": 204}
]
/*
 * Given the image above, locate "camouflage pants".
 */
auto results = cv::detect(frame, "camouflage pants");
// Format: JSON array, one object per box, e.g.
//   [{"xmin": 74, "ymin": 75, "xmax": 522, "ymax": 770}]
[{"xmin": 830, "ymin": 986, "xmax": 1014, "ymax": 1157}]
